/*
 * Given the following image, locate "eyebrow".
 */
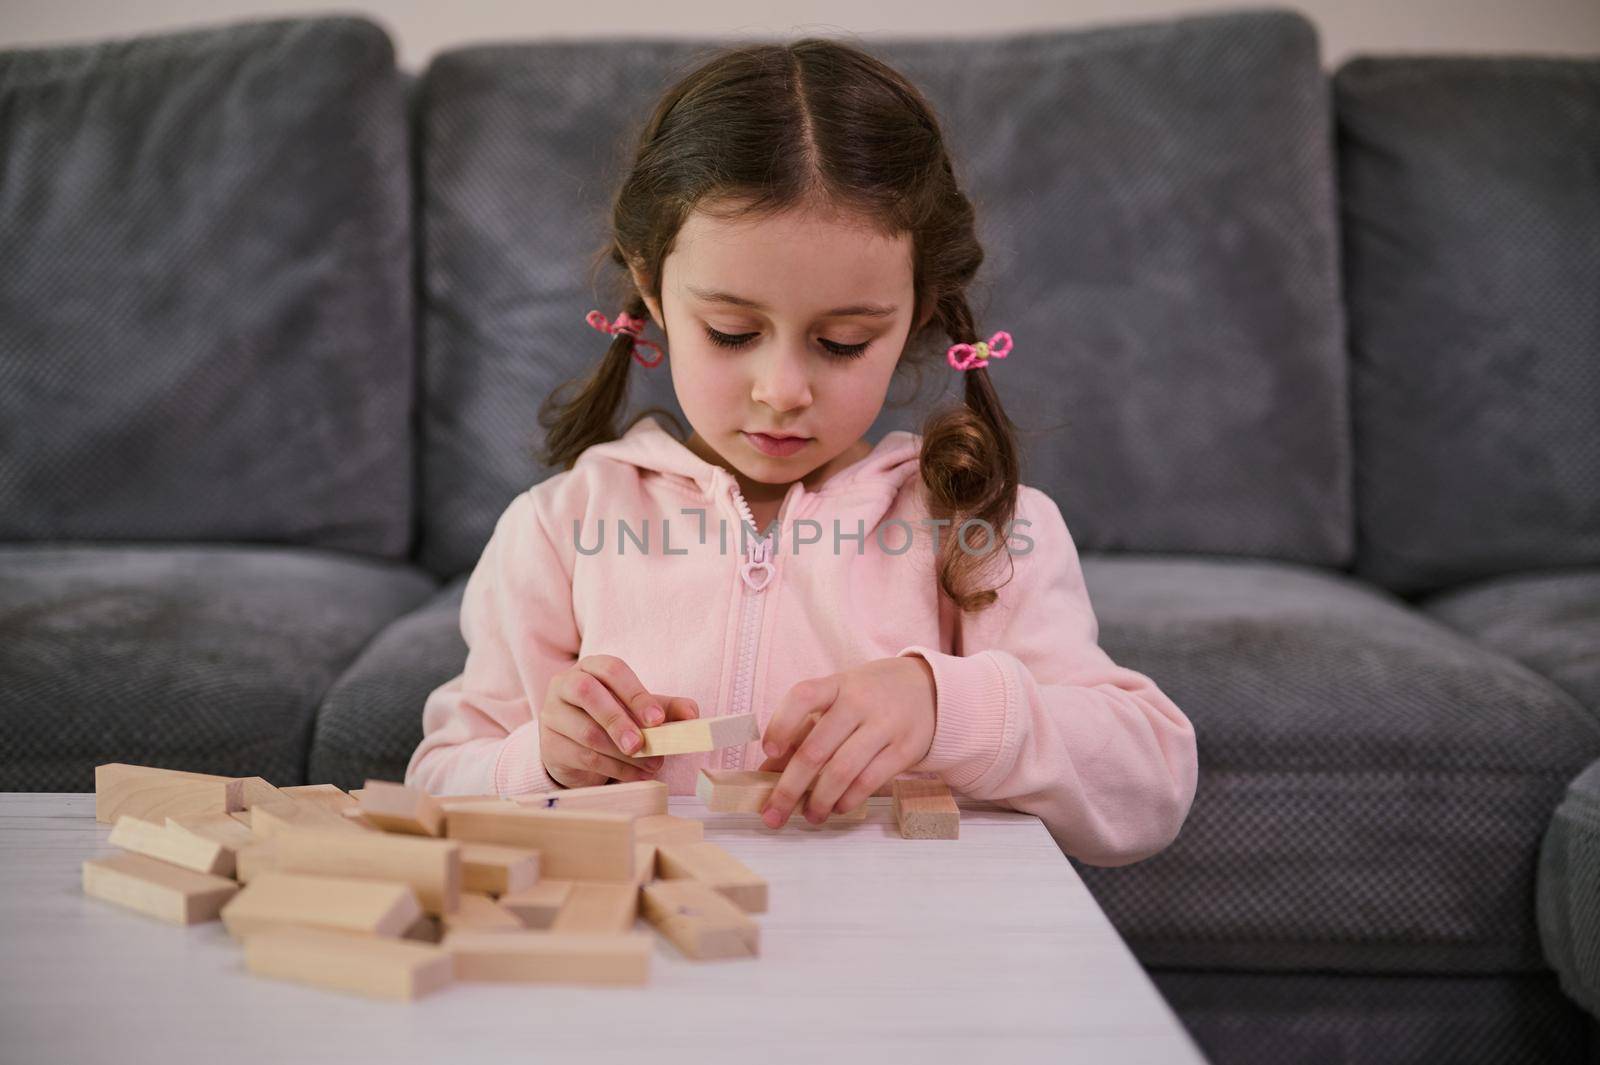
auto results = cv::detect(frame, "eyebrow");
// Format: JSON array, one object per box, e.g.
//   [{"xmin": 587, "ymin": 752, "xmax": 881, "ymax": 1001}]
[{"xmin": 685, "ymin": 285, "xmax": 898, "ymax": 319}]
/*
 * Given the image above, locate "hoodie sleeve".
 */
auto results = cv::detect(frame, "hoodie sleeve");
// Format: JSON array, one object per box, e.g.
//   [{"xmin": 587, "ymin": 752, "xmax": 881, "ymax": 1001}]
[
  {"xmin": 404, "ymin": 485, "xmax": 576, "ymax": 797},
  {"xmin": 896, "ymin": 486, "xmax": 1198, "ymax": 867}
]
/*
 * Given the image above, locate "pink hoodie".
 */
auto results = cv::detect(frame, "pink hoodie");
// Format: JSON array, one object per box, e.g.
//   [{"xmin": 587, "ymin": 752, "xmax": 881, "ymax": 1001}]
[{"xmin": 405, "ymin": 415, "xmax": 1197, "ymax": 866}]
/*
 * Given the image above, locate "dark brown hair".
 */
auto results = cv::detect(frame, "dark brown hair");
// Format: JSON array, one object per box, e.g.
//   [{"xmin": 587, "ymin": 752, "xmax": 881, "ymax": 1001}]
[{"xmin": 538, "ymin": 37, "xmax": 1020, "ymax": 613}]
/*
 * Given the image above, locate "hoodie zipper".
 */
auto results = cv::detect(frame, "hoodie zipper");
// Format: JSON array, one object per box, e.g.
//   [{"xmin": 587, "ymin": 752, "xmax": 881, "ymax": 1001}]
[{"xmin": 723, "ymin": 479, "xmax": 782, "ymax": 773}]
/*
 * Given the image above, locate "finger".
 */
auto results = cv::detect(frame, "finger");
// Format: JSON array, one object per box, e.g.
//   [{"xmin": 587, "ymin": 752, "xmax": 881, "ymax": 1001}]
[
  {"xmin": 762, "ymin": 704, "xmax": 859, "ymax": 829},
  {"xmin": 561, "ymin": 659, "xmax": 653, "ymax": 756},
  {"xmin": 804, "ymin": 727, "xmax": 889, "ymax": 823},
  {"xmin": 544, "ymin": 700, "xmax": 664, "ymax": 773},
  {"xmin": 578, "ymin": 654, "xmax": 669, "ymax": 730},
  {"xmin": 761, "ymin": 676, "xmax": 838, "ymax": 760},
  {"xmin": 834, "ymin": 746, "xmax": 905, "ymax": 815},
  {"xmin": 543, "ymin": 729, "xmax": 660, "ymax": 784},
  {"xmin": 755, "ymin": 712, "xmax": 818, "ymax": 773},
  {"xmin": 654, "ymin": 695, "xmax": 700, "ymax": 723}
]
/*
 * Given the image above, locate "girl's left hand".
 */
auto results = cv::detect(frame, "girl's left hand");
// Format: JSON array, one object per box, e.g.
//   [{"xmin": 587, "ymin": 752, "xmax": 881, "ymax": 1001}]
[{"xmin": 755, "ymin": 656, "xmax": 937, "ymax": 828}]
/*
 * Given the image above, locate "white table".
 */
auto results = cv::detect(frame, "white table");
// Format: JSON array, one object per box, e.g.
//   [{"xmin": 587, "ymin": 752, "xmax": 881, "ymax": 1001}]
[{"xmin": 0, "ymin": 792, "xmax": 1208, "ymax": 1065}]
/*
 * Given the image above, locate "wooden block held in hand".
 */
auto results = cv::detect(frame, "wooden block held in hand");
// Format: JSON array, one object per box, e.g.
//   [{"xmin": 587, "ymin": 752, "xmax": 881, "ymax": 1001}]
[
  {"xmin": 695, "ymin": 770, "xmax": 867, "ymax": 820},
  {"xmin": 108, "ymin": 815, "xmax": 233, "ymax": 877},
  {"xmin": 656, "ymin": 841, "xmax": 767, "ymax": 913},
  {"xmin": 444, "ymin": 930, "xmax": 652, "ymax": 985},
  {"xmin": 360, "ymin": 779, "xmax": 445, "ymax": 837},
  {"xmin": 220, "ymin": 871, "xmax": 422, "ymax": 940},
  {"xmin": 243, "ymin": 925, "xmax": 453, "ymax": 1001},
  {"xmin": 94, "ymin": 763, "xmax": 234, "ymax": 824},
  {"xmin": 447, "ymin": 807, "xmax": 634, "ymax": 881},
  {"xmin": 633, "ymin": 814, "xmax": 704, "ymax": 846},
  {"xmin": 82, "ymin": 851, "xmax": 238, "ymax": 925},
  {"xmin": 497, "ymin": 880, "xmax": 572, "ymax": 930},
  {"xmin": 441, "ymin": 893, "xmax": 525, "ymax": 934},
  {"xmin": 273, "ymin": 827, "xmax": 462, "ymax": 915},
  {"xmin": 637, "ymin": 712, "xmax": 759, "ymax": 757},
  {"xmin": 551, "ymin": 881, "xmax": 638, "ymax": 934},
  {"xmin": 459, "ymin": 843, "xmax": 541, "ymax": 896},
  {"xmin": 514, "ymin": 780, "xmax": 666, "ymax": 817},
  {"xmin": 893, "ymin": 779, "xmax": 960, "ymax": 839},
  {"xmin": 641, "ymin": 879, "xmax": 759, "ymax": 959}
]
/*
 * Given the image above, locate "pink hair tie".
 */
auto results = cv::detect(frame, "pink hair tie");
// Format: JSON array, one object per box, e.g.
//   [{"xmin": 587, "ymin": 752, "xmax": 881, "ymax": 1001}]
[
  {"xmin": 946, "ymin": 330, "xmax": 1013, "ymax": 371},
  {"xmin": 586, "ymin": 309, "xmax": 665, "ymax": 368}
]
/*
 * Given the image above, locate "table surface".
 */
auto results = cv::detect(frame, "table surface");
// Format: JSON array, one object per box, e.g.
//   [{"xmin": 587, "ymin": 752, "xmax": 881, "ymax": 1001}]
[{"xmin": 0, "ymin": 792, "xmax": 1207, "ymax": 1065}]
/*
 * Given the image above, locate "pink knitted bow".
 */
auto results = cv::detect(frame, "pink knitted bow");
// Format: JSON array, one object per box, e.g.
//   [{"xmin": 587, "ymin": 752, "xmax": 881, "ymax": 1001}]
[
  {"xmin": 586, "ymin": 310, "xmax": 665, "ymax": 368},
  {"xmin": 946, "ymin": 331, "xmax": 1013, "ymax": 371}
]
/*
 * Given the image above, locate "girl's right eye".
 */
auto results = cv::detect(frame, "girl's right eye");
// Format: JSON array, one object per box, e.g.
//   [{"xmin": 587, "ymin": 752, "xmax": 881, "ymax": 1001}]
[{"xmin": 704, "ymin": 326, "xmax": 757, "ymax": 349}]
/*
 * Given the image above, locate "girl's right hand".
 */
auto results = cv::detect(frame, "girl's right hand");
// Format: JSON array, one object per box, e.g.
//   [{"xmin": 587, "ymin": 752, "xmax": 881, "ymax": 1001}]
[{"xmin": 539, "ymin": 654, "xmax": 699, "ymax": 789}]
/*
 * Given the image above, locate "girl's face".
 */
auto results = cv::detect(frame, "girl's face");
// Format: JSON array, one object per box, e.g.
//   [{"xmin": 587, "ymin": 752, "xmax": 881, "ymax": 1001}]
[{"xmin": 633, "ymin": 202, "xmax": 920, "ymax": 505}]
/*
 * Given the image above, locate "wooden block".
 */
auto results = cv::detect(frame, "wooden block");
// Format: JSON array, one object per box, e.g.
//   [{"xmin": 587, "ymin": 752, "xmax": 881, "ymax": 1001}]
[
  {"xmin": 551, "ymin": 881, "xmax": 638, "ymax": 934},
  {"xmin": 443, "ymin": 930, "xmax": 652, "ymax": 986},
  {"xmin": 251, "ymin": 797, "xmax": 365, "ymax": 839},
  {"xmin": 440, "ymin": 892, "xmax": 525, "ymax": 934},
  {"xmin": 446, "ymin": 807, "xmax": 634, "ymax": 881},
  {"xmin": 634, "ymin": 813, "xmax": 705, "ymax": 846},
  {"xmin": 229, "ymin": 810, "xmax": 253, "ymax": 828},
  {"xmin": 459, "ymin": 843, "xmax": 540, "ymax": 896},
  {"xmin": 893, "ymin": 778, "xmax": 960, "ymax": 839},
  {"xmin": 340, "ymin": 806, "xmax": 382, "ymax": 831},
  {"xmin": 108, "ymin": 815, "xmax": 233, "ymax": 877},
  {"xmin": 656, "ymin": 841, "xmax": 767, "ymax": 913},
  {"xmin": 513, "ymin": 779, "xmax": 666, "ymax": 817},
  {"xmin": 220, "ymin": 871, "xmax": 422, "ymax": 940},
  {"xmin": 82, "ymin": 851, "xmax": 239, "ymax": 925},
  {"xmin": 94, "ymin": 763, "xmax": 234, "ymax": 824},
  {"xmin": 273, "ymin": 827, "xmax": 462, "ymax": 915},
  {"xmin": 360, "ymin": 779, "xmax": 445, "ymax": 837},
  {"xmin": 403, "ymin": 913, "xmax": 443, "ymax": 943},
  {"xmin": 440, "ymin": 795, "xmax": 515, "ymax": 814},
  {"xmin": 636, "ymin": 712, "xmax": 759, "ymax": 757},
  {"xmin": 497, "ymin": 880, "xmax": 572, "ymax": 929},
  {"xmin": 280, "ymin": 784, "xmax": 357, "ymax": 814},
  {"xmin": 695, "ymin": 770, "xmax": 867, "ymax": 820},
  {"xmin": 640, "ymin": 879, "xmax": 759, "ymax": 959},
  {"xmin": 166, "ymin": 811, "xmax": 255, "ymax": 855},
  {"xmin": 224, "ymin": 776, "xmax": 284, "ymax": 811},
  {"xmin": 243, "ymin": 925, "xmax": 453, "ymax": 1001},
  {"xmin": 234, "ymin": 838, "xmax": 279, "ymax": 883},
  {"xmin": 634, "ymin": 844, "xmax": 657, "ymax": 887}
]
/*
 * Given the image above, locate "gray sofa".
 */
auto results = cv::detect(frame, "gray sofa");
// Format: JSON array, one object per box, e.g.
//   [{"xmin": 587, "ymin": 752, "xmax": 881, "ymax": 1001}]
[{"xmin": 1, "ymin": 9, "xmax": 1596, "ymax": 1063}]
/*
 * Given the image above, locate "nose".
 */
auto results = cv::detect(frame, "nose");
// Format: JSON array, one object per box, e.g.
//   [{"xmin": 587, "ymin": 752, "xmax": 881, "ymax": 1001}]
[{"xmin": 749, "ymin": 343, "xmax": 813, "ymax": 413}]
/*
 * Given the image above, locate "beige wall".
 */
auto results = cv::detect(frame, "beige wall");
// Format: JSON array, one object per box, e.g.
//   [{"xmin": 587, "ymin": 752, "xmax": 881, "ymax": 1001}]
[{"xmin": 2, "ymin": 0, "xmax": 1597, "ymax": 71}]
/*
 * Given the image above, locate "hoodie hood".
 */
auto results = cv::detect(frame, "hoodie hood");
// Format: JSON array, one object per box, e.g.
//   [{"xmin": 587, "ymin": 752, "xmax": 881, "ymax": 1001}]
[{"xmin": 578, "ymin": 414, "xmax": 924, "ymax": 502}]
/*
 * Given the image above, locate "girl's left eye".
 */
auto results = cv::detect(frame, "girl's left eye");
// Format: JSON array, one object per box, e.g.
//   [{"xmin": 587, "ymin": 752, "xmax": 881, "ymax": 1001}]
[{"xmin": 703, "ymin": 326, "xmax": 869, "ymax": 360}]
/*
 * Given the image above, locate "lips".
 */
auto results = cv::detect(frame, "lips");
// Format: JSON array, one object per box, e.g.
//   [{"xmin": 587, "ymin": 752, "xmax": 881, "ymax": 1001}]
[{"xmin": 742, "ymin": 431, "xmax": 812, "ymax": 457}]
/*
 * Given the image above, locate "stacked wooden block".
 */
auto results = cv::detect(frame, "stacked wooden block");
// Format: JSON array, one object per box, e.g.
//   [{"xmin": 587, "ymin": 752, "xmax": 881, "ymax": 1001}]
[{"xmin": 83, "ymin": 764, "xmax": 769, "ymax": 1000}]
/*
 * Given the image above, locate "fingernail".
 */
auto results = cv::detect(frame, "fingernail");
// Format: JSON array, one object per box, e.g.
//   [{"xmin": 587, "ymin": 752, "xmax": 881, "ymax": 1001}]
[
  {"xmin": 646, "ymin": 705, "xmax": 664, "ymax": 726},
  {"xmin": 762, "ymin": 807, "xmax": 782, "ymax": 829},
  {"xmin": 647, "ymin": 758, "xmax": 663, "ymax": 771},
  {"xmin": 762, "ymin": 740, "xmax": 779, "ymax": 758},
  {"xmin": 622, "ymin": 730, "xmax": 640, "ymax": 753}
]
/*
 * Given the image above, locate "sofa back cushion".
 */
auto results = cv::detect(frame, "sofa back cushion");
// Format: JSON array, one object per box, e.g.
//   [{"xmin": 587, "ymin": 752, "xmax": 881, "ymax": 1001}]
[
  {"xmin": 0, "ymin": 16, "xmax": 414, "ymax": 558},
  {"xmin": 415, "ymin": 10, "xmax": 1349, "ymax": 578},
  {"xmin": 1337, "ymin": 56, "xmax": 1600, "ymax": 597}
]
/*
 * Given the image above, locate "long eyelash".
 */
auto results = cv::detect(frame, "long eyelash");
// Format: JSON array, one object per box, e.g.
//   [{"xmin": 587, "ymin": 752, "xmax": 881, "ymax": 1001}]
[{"xmin": 703, "ymin": 326, "xmax": 869, "ymax": 360}]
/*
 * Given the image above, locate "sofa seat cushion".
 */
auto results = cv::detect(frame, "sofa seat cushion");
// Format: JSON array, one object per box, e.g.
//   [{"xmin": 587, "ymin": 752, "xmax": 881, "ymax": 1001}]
[
  {"xmin": 308, "ymin": 579, "xmax": 468, "ymax": 790},
  {"xmin": 0, "ymin": 544, "xmax": 436, "ymax": 790},
  {"xmin": 1070, "ymin": 555, "xmax": 1600, "ymax": 974},
  {"xmin": 1418, "ymin": 569, "xmax": 1600, "ymax": 714}
]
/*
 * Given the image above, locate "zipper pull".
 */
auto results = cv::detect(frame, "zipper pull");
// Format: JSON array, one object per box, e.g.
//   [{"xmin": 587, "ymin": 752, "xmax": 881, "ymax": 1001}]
[{"xmin": 740, "ymin": 534, "xmax": 775, "ymax": 591}]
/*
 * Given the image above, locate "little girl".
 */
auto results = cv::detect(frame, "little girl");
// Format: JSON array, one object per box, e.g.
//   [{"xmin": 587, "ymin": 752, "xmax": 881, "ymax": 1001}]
[{"xmin": 406, "ymin": 37, "xmax": 1197, "ymax": 866}]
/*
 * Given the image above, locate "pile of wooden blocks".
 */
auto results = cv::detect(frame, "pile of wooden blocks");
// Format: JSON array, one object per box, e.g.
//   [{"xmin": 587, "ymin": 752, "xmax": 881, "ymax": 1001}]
[{"xmin": 83, "ymin": 764, "xmax": 774, "ymax": 1000}]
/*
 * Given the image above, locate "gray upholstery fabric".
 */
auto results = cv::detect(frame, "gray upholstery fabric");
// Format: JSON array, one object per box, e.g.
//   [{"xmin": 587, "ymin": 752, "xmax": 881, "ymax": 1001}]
[
  {"xmin": 308, "ymin": 579, "xmax": 468, "ymax": 790},
  {"xmin": 1420, "ymin": 570, "xmax": 1600, "ymax": 714},
  {"xmin": 1539, "ymin": 757, "xmax": 1600, "ymax": 1023},
  {"xmin": 0, "ymin": 16, "xmax": 415, "ymax": 559},
  {"xmin": 0, "ymin": 544, "xmax": 437, "ymax": 790},
  {"xmin": 1069, "ymin": 554, "xmax": 1600, "ymax": 974},
  {"xmin": 1152, "ymin": 969, "xmax": 1592, "ymax": 1065},
  {"xmin": 1337, "ymin": 57, "xmax": 1600, "ymax": 598},
  {"xmin": 415, "ymin": 8, "xmax": 1348, "ymax": 580}
]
